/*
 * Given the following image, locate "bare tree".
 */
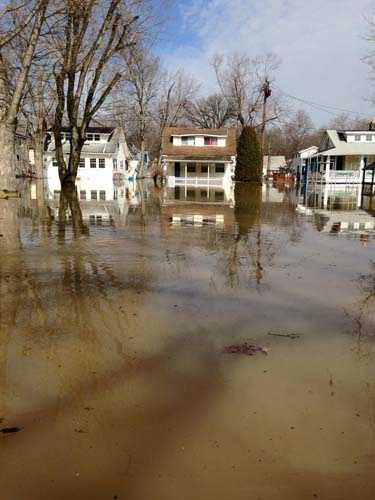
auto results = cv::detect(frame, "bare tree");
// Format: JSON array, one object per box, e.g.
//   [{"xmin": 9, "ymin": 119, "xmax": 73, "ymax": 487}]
[
  {"xmin": 0, "ymin": 0, "xmax": 49, "ymax": 192},
  {"xmin": 327, "ymin": 112, "xmax": 369, "ymax": 130},
  {"xmin": 120, "ymin": 47, "xmax": 160, "ymax": 176},
  {"xmin": 185, "ymin": 93, "xmax": 235, "ymax": 129},
  {"xmin": 267, "ymin": 109, "xmax": 319, "ymax": 159},
  {"xmin": 155, "ymin": 69, "xmax": 199, "ymax": 161},
  {"xmin": 211, "ymin": 52, "xmax": 282, "ymax": 148},
  {"xmin": 50, "ymin": 0, "xmax": 140, "ymax": 189}
]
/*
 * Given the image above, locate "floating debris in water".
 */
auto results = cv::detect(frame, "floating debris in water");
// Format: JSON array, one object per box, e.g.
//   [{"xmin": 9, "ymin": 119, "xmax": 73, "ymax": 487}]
[
  {"xmin": 1, "ymin": 427, "xmax": 22, "ymax": 434},
  {"xmin": 223, "ymin": 343, "xmax": 268, "ymax": 356},
  {"xmin": 268, "ymin": 332, "xmax": 301, "ymax": 340}
]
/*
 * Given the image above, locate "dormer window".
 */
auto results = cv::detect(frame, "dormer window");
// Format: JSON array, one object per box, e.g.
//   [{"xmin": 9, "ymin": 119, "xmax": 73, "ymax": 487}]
[
  {"xmin": 367, "ymin": 135, "xmax": 373, "ymax": 142},
  {"xmin": 355, "ymin": 135, "xmax": 361, "ymax": 141},
  {"xmin": 86, "ymin": 134, "xmax": 93, "ymax": 141},
  {"xmin": 204, "ymin": 137, "xmax": 218, "ymax": 146},
  {"xmin": 94, "ymin": 134, "xmax": 100, "ymax": 141},
  {"xmin": 181, "ymin": 136, "xmax": 195, "ymax": 146}
]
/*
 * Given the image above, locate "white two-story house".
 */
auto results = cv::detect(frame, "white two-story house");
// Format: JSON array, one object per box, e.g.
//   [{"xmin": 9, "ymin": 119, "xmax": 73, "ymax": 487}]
[
  {"xmin": 45, "ymin": 126, "xmax": 137, "ymax": 202},
  {"xmin": 309, "ymin": 130, "xmax": 375, "ymax": 184},
  {"xmin": 161, "ymin": 127, "xmax": 237, "ymax": 196}
]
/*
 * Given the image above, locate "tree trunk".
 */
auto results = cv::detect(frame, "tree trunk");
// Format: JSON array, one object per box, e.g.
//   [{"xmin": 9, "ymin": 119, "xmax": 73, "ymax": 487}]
[
  {"xmin": 33, "ymin": 129, "xmax": 44, "ymax": 179},
  {"xmin": 0, "ymin": 123, "xmax": 17, "ymax": 192}
]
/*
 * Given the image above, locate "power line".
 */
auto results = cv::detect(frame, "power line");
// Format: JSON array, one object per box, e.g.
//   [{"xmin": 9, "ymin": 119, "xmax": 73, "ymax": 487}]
[{"xmin": 275, "ymin": 85, "xmax": 370, "ymax": 118}]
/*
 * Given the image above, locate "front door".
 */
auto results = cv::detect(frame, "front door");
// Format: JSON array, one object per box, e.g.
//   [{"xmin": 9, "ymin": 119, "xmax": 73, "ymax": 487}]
[{"xmin": 175, "ymin": 162, "xmax": 181, "ymax": 177}]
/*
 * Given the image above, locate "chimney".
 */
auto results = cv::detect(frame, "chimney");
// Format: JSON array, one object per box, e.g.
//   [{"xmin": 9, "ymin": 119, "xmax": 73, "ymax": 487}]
[{"xmin": 369, "ymin": 117, "xmax": 375, "ymax": 131}]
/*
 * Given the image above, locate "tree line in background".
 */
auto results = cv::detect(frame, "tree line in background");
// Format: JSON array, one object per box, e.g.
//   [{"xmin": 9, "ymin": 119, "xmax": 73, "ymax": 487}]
[{"xmin": 0, "ymin": 0, "xmax": 373, "ymax": 192}]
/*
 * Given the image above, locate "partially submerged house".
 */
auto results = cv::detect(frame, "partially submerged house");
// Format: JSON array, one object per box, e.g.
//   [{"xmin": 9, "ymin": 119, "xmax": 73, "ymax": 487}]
[
  {"xmin": 306, "ymin": 130, "xmax": 375, "ymax": 184},
  {"xmin": 161, "ymin": 127, "xmax": 237, "ymax": 189},
  {"xmin": 45, "ymin": 126, "xmax": 136, "ymax": 202},
  {"xmin": 262, "ymin": 156, "xmax": 287, "ymax": 178},
  {"xmin": 292, "ymin": 146, "xmax": 319, "ymax": 182}
]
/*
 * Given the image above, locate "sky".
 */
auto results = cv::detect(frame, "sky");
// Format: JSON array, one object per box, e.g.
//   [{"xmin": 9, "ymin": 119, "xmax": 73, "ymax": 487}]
[{"xmin": 157, "ymin": 0, "xmax": 374, "ymax": 126}]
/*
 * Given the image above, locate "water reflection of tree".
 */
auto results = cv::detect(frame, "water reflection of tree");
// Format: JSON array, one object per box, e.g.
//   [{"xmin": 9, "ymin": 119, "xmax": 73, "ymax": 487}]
[
  {"xmin": 349, "ymin": 263, "xmax": 375, "ymax": 353},
  {"xmin": 223, "ymin": 183, "xmax": 304, "ymax": 288}
]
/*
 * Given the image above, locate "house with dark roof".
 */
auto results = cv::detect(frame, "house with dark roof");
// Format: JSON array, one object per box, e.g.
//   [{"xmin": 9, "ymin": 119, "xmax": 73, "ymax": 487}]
[
  {"xmin": 161, "ymin": 127, "xmax": 237, "ymax": 192},
  {"xmin": 45, "ymin": 126, "xmax": 136, "ymax": 204}
]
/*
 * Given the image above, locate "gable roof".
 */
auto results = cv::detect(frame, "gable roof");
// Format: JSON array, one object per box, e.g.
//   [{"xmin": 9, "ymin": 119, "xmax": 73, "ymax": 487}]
[
  {"xmin": 161, "ymin": 127, "xmax": 237, "ymax": 160},
  {"xmin": 263, "ymin": 156, "xmax": 287, "ymax": 170},
  {"xmin": 319, "ymin": 130, "xmax": 375, "ymax": 156}
]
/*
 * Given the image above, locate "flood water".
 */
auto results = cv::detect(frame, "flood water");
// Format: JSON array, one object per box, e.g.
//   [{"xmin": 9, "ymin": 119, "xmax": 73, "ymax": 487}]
[{"xmin": 1, "ymin": 179, "xmax": 375, "ymax": 500}]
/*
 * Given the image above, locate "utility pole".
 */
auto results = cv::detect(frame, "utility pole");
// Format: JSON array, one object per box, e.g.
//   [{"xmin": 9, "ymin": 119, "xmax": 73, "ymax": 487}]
[{"xmin": 260, "ymin": 78, "xmax": 272, "ymax": 154}]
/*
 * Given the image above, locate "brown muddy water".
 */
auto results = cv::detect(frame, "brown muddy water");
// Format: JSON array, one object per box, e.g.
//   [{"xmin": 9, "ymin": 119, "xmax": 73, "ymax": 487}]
[{"xmin": 0, "ymin": 180, "xmax": 375, "ymax": 500}]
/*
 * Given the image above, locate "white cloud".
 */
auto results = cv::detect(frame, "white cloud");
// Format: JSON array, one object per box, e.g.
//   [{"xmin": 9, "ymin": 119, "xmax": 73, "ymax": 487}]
[{"xmin": 163, "ymin": 0, "xmax": 374, "ymax": 124}]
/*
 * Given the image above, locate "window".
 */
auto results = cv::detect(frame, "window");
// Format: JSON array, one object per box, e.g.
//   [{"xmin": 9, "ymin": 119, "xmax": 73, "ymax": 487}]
[
  {"xmin": 94, "ymin": 134, "xmax": 100, "ymax": 141},
  {"xmin": 86, "ymin": 134, "xmax": 93, "ymax": 141},
  {"xmin": 125, "ymin": 160, "xmax": 129, "ymax": 171},
  {"xmin": 186, "ymin": 189, "xmax": 195, "ymax": 200},
  {"xmin": 90, "ymin": 158, "xmax": 97, "ymax": 168},
  {"xmin": 113, "ymin": 159, "xmax": 118, "ymax": 171},
  {"xmin": 79, "ymin": 158, "xmax": 85, "ymax": 168},
  {"xmin": 367, "ymin": 135, "xmax": 373, "ymax": 142},
  {"xmin": 99, "ymin": 158, "xmax": 105, "ymax": 168},
  {"xmin": 80, "ymin": 190, "xmax": 86, "ymax": 200},
  {"xmin": 64, "ymin": 132, "xmax": 71, "ymax": 141},
  {"xmin": 214, "ymin": 191, "xmax": 224, "ymax": 202},
  {"xmin": 52, "ymin": 158, "xmax": 58, "ymax": 167},
  {"xmin": 53, "ymin": 190, "xmax": 60, "ymax": 200},
  {"xmin": 204, "ymin": 136, "xmax": 218, "ymax": 146},
  {"xmin": 114, "ymin": 189, "xmax": 118, "ymax": 200},
  {"xmin": 200, "ymin": 189, "xmax": 208, "ymax": 200},
  {"xmin": 200, "ymin": 164, "xmax": 208, "ymax": 174},
  {"xmin": 182, "ymin": 136, "xmax": 195, "ymax": 146},
  {"xmin": 215, "ymin": 163, "xmax": 225, "ymax": 173},
  {"xmin": 355, "ymin": 135, "xmax": 361, "ymax": 141},
  {"xmin": 91, "ymin": 190, "xmax": 97, "ymax": 200},
  {"xmin": 120, "ymin": 160, "xmax": 124, "ymax": 170},
  {"xmin": 99, "ymin": 190, "xmax": 106, "ymax": 200},
  {"xmin": 187, "ymin": 164, "xmax": 196, "ymax": 173}
]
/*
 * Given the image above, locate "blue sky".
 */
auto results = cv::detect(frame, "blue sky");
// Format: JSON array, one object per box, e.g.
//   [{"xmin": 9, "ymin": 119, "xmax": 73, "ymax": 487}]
[{"xmin": 157, "ymin": 0, "xmax": 374, "ymax": 125}]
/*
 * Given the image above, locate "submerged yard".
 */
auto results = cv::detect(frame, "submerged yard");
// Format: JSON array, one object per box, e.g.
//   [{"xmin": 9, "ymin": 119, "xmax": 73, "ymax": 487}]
[{"xmin": 0, "ymin": 181, "xmax": 374, "ymax": 500}]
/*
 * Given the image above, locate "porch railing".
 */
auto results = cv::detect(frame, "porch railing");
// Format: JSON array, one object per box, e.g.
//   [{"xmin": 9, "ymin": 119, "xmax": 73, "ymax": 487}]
[{"xmin": 311, "ymin": 171, "xmax": 374, "ymax": 183}]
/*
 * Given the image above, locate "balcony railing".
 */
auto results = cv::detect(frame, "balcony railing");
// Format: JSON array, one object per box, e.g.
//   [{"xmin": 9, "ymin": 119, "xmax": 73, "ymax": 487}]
[{"xmin": 310, "ymin": 171, "xmax": 374, "ymax": 183}]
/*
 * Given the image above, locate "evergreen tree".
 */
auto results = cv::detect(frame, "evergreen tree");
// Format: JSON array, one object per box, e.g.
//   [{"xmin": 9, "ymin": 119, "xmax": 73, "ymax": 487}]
[{"xmin": 235, "ymin": 126, "xmax": 262, "ymax": 182}]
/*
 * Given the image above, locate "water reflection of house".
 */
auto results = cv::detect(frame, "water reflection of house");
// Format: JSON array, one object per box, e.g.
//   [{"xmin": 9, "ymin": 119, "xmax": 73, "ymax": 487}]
[
  {"xmin": 313, "ymin": 209, "xmax": 375, "ymax": 237},
  {"xmin": 161, "ymin": 186, "xmax": 235, "ymax": 228},
  {"xmin": 161, "ymin": 127, "xmax": 236, "ymax": 190}
]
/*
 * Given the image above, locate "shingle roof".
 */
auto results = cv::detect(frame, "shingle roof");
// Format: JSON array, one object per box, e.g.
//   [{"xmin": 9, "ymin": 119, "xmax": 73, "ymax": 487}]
[
  {"xmin": 161, "ymin": 127, "xmax": 237, "ymax": 159},
  {"xmin": 263, "ymin": 156, "xmax": 287, "ymax": 170},
  {"xmin": 319, "ymin": 130, "xmax": 375, "ymax": 156},
  {"xmin": 47, "ymin": 142, "xmax": 117, "ymax": 155}
]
